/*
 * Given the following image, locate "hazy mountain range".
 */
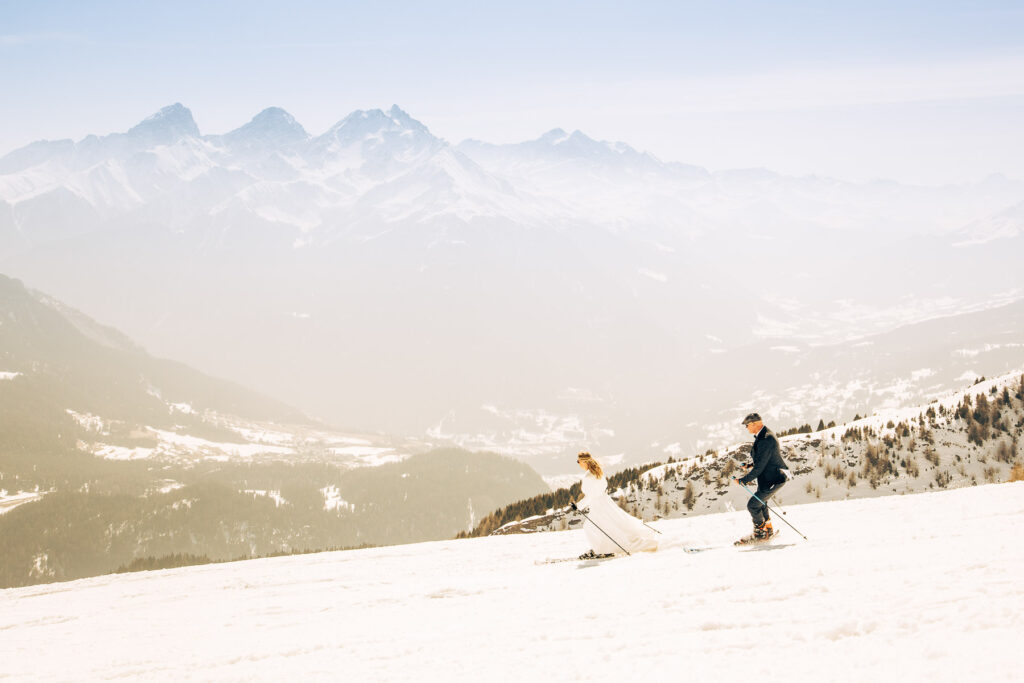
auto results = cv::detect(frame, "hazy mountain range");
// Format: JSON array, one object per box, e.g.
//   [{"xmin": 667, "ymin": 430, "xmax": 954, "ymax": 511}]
[{"xmin": 1, "ymin": 103, "xmax": 1022, "ymax": 473}]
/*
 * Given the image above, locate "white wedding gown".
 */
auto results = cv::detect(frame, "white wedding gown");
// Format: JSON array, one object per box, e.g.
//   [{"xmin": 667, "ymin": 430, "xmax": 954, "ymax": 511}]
[{"xmin": 576, "ymin": 473, "xmax": 658, "ymax": 555}]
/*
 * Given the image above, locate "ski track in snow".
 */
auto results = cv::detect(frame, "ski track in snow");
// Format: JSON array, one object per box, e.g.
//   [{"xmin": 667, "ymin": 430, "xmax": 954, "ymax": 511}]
[{"xmin": 1, "ymin": 483, "xmax": 1021, "ymax": 681}]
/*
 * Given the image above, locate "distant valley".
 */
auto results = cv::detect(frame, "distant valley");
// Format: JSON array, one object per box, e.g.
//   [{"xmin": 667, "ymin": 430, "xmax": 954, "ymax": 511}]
[{"xmin": 0, "ymin": 276, "xmax": 547, "ymax": 588}]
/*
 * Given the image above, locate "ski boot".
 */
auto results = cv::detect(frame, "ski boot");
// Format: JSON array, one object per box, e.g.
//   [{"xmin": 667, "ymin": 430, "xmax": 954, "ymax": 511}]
[{"xmin": 734, "ymin": 520, "xmax": 775, "ymax": 546}]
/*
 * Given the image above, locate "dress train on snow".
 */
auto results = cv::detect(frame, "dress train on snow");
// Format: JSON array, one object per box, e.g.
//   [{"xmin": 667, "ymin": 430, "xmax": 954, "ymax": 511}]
[{"xmin": 575, "ymin": 473, "xmax": 658, "ymax": 555}]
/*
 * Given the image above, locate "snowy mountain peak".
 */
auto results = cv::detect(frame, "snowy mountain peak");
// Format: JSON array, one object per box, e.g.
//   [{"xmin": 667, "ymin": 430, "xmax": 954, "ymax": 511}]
[
  {"xmin": 0, "ymin": 138, "xmax": 75, "ymax": 174},
  {"xmin": 498, "ymin": 127, "xmax": 651, "ymax": 168},
  {"xmin": 223, "ymin": 107, "xmax": 308, "ymax": 148},
  {"xmin": 538, "ymin": 128, "xmax": 569, "ymax": 144},
  {"xmin": 952, "ymin": 198, "xmax": 1024, "ymax": 247},
  {"xmin": 561, "ymin": 130, "xmax": 638, "ymax": 158},
  {"xmin": 326, "ymin": 106, "xmax": 431, "ymax": 136},
  {"xmin": 386, "ymin": 104, "xmax": 430, "ymax": 134},
  {"xmin": 127, "ymin": 103, "xmax": 201, "ymax": 144},
  {"xmin": 313, "ymin": 105, "xmax": 440, "ymax": 154},
  {"xmin": 249, "ymin": 107, "xmax": 303, "ymax": 132},
  {"xmin": 504, "ymin": 128, "xmax": 646, "ymax": 162}
]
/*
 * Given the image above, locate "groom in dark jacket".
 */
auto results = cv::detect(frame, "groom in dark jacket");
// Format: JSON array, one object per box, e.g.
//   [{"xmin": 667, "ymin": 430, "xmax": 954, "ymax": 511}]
[{"xmin": 732, "ymin": 413, "xmax": 790, "ymax": 541}]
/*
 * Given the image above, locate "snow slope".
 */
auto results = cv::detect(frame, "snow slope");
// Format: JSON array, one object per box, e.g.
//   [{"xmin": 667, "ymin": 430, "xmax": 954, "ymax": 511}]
[{"xmin": 2, "ymin": 482, "xmax": 1020, "ymax": 681}]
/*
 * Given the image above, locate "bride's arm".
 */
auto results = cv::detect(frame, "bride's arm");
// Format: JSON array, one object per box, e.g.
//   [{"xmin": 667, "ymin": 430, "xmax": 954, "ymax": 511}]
[
  {"xmin": 571, "ymin": 476, "xmax": 605, "ymax": 510},
  {"xmin": 569, "ymin": 477, "xmax": 590, "ymax": 510}
]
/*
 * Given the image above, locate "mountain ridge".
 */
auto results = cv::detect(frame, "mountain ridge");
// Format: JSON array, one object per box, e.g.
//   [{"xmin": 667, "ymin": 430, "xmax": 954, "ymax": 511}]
[{"xmin": 1, "ymin": 104, "xmax": 1022, "ymax": 459}]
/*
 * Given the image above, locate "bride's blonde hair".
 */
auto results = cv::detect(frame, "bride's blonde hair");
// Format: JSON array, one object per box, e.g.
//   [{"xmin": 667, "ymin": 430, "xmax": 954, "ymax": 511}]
[{"xmin": 577, "ymin": 451, "xmax": 603, "ymax": 478}]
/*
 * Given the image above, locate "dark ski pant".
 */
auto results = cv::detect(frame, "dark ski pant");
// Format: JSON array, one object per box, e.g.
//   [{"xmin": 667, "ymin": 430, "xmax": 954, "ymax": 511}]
[{"xmin": 746, "ymin": 481, "xmax": 786, "ymax": 526}]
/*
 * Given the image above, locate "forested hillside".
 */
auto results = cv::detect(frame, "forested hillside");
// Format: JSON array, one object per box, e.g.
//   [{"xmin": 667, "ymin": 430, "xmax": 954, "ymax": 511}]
[
  {"xmin": 465, "ymin": 372, "xmax": 1024, "ymax": 537},
  {"xmin": 0, "ymin": 273, "xmax": 310, "ymax": 493},
  {"xmin": 0, "ymin": 449, "xmax": 546, "ymax": 588}
]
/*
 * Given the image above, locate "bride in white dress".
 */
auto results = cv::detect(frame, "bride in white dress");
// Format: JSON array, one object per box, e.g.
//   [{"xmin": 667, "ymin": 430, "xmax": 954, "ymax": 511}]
[{"xmin": 572, "ymin": 451, "xmax": 658, "ymax": 556}]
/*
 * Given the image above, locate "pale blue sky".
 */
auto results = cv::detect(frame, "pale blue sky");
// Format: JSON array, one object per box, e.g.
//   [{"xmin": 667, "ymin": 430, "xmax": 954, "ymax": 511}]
[{"xmin": 2, "ymin": 1, "xmax": 1023, "ymax": 183}]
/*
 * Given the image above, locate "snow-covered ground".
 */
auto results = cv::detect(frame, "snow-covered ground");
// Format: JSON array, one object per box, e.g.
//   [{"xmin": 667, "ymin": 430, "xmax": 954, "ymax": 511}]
[
  {"xmin": 241, "ymin": 489, "xmax": 288, "ymax": 507},
  {"xmin": 65, "ymin": 407, "xmax": 421, "ymax": 468},
  {"xmin": 320, "ymin": 485, "xmax": 355, "ymax": 512},
  {"xmin": 0, "ymin": 490, "xmax": 44, "ymax": 515},
  {"xmin": 2, "ymin": 482, "xmax": 1020, "ymax": 681}
]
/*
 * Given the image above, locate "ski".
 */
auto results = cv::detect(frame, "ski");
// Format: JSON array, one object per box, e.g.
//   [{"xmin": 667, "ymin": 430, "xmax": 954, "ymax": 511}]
[
  {"xmin": 739, "ymin": 542, "xmax": 796, "ymax": 552},
  {"xmin": 535, "ymin": 553, "xmax": 618, "ymax": 566}
]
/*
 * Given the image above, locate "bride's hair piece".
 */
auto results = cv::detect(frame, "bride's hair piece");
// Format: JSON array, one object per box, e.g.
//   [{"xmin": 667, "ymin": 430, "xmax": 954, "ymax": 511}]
[{"xmin": 577, "ymin": 451, "xmax": 603, "ymax": 478}]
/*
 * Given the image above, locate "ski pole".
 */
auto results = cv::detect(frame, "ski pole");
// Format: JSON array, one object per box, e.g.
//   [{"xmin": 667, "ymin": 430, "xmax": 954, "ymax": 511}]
[
  {"xmin": 742, "ymin": 482, "xmax": 794, "ymax": 525},
  {"xmin": 737, "ymin": 465, "xmax": 791, "ymax": 514},
  {"xmin": 739, "ymin": 482, "xmax": 808, "ymax": 541},
  {"xmin": 574, "ymin": 508, "xmax": 631, "ymax": 556},
  {"xmin": 642, "ymin": 521, "xmax": 663, "ymax": 535},
  {"xmin": 771, "ymin": 471, "xmax": 796, "ymax": 516}
]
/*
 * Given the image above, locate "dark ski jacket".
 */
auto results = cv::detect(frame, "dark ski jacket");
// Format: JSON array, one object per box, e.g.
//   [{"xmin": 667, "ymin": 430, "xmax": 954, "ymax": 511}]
[{"xmin": 739, "ymin": 427, "xmax": 789, "ymax": 489}]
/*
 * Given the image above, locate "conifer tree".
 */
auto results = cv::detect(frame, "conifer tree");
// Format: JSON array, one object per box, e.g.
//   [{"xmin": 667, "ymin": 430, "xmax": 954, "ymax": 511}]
[{"xmin": 682, "ymin": 481, "xmax": 695, "ymax": 511}]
